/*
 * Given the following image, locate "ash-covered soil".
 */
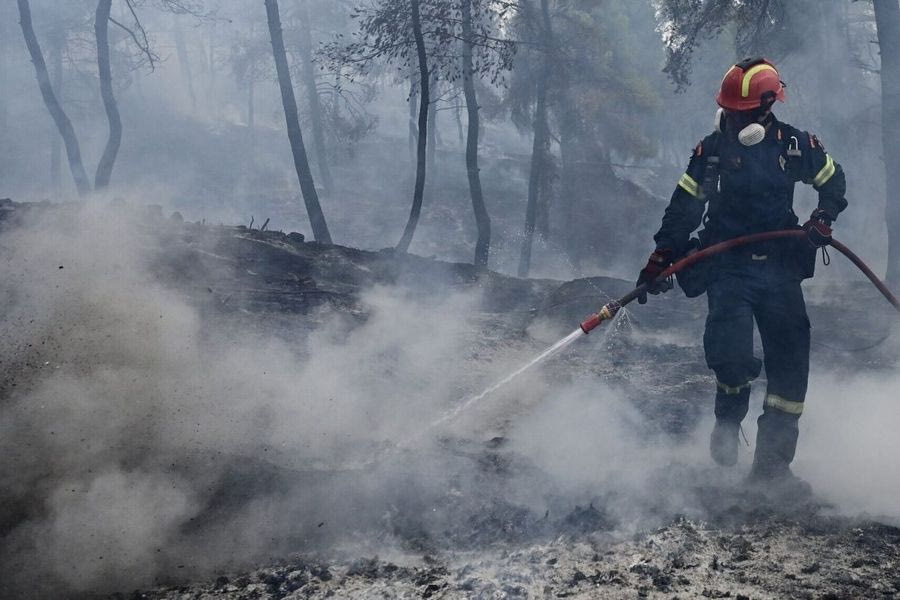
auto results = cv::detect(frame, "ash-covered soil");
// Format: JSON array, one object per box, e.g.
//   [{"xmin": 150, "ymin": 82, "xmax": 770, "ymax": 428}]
[
  {"xmin": 1, "ymin": 200, "xmax": 898, "ymax": 600},
  {"xmin": 137, "ymin": 516, "xmax": 900, "ymax": 599}
]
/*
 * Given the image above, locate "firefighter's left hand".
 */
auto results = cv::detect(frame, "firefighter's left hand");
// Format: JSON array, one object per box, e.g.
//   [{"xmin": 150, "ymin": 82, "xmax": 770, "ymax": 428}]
[
  {"xmin": 636, "ymin": 250, "xmax": 673, "ymax": 304},
  {"xmin": 803, "ymin": 209, "xmax": 833, "ymax": 248}
]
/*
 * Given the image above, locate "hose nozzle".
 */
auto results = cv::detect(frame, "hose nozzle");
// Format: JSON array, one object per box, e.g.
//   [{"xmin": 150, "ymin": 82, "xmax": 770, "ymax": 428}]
[{"xmin": 580, "ymin": 301, "xmax": 622, "ymax": 334}]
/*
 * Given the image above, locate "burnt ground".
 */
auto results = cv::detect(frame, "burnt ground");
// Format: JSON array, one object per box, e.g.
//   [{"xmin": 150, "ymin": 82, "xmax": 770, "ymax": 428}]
[{"xmin": 1, "ymin": 200, "xmax": 899, "ymax": 599}]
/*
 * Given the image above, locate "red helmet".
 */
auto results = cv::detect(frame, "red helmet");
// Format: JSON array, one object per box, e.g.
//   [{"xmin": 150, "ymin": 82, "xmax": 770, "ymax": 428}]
[{"xmin": 716, "ymin": 58, "xmax": 786, "ymax": 111}]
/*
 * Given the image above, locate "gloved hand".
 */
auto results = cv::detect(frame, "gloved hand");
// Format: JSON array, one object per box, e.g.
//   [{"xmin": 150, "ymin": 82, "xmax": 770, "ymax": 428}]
[
  {"xmin": 803, "ymin": 208, "xmax": 833, "ymax": 248},
  {"xmin": 636, "ymin": 249, "xmax": 673, "ymax": 304}
]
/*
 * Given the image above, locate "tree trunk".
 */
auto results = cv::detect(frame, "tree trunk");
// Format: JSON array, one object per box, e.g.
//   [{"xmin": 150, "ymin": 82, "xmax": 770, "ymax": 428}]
[
  {"xmin": 461, "ymin": 0, "xmax": 490, "ymax": 267},
  {"xmin": 427, "ymin": 72, "xmax": 438, "ymax": 174},
  {"xmin": 454, "ymin": 95, "xmax": 464, "ymax": 146},
  {"xmin": 18, "ymin": 0, "xmax": 91, "ymax": 196},
  {"xmin": 298, "ymin": 0, "xmax": 334, "ymax": 194},
  {"xmin": 173, "ymin": 20, "xmax": 197, "ymax": 112},
  {"xmin": 265, "ymin": 0, "xmax": 332, "ymax": 243},
  {"xmin": 94, "ymin": 0, "xmax": 121, "ymax": 190},
  {"xmin": 518, "ymin": 0, "xmax": 552, "ymax": 278},
  {"xmin": 518, "ymin": 90, "xmax": 548, "ymax": 278},
  {"xmin": 408, "ymin": 66, "xmax": 418, "ymax": 164},
  {"xmin": 874, "ymin": 0, "xmax": 900, "ymax": 283},
  {"xmin": 50, "ymin": 31, "xmax": 63, "ymax": 198},
  {"xmin": 396, "ymin": 0, "xmax": 429, "ymax": 253}
]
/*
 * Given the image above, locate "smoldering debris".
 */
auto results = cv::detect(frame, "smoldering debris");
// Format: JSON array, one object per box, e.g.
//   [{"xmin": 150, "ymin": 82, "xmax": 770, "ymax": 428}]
[
  {"xmin": 131, "ymin": 517, "xmax": 900, "ymax": 599},
  {"xmin": 0, "ymin": 202, "xmax": 899, "ymax": 599}
]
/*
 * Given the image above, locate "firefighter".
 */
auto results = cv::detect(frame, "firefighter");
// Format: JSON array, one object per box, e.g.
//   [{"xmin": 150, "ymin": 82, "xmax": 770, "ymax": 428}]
[{"xmin": 637, "ymin": 58, "xmax": 847, "ymax": 492}]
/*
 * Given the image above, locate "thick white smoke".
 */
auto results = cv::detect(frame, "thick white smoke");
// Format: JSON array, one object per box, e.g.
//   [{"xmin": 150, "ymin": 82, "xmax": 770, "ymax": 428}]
[
  {"xmin": 798, "ymin": 370, "xmax": 900, "ymax": 519},
  {"xmin": 0, "ymin": 204, "xmax": 484, "ymax": 595},
  {"xmin": 1, "ymin": 203, "xmax": 898, "ymax": 599}
]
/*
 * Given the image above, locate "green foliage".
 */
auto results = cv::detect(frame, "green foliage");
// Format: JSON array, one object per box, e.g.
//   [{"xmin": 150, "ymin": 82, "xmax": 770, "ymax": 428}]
[
  {"xmin": 506, "ymin": 0, "xmax": 664, "ymax": 161},
  {"xmin": 654, "ymin": 0, "xmax": 814, "ymax": 90}
]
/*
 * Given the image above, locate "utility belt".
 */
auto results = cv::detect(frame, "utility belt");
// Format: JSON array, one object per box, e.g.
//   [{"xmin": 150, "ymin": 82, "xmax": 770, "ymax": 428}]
[{"xmin": 676, "ymin": 224, "xmax": 815, "ymax": 298}]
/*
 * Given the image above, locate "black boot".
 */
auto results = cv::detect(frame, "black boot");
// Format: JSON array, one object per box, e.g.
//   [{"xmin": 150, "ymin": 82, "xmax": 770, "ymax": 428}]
[
  {"xmin": 747, "ymin": 408, "xmax": 812, "ymax": 498},
  {"xmin": 710, "ymin": 385, "xmax": 750, "ymax": 467},
  {"xmin": 710, "ymin": 420, "xmax": 741, "ymax": 466}
]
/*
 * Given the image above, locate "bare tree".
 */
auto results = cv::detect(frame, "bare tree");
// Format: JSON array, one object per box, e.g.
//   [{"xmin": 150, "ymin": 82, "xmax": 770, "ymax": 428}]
[
  {"xmin": 324, "ymin": 0, "xmax": 513, "ymax": 260},
  {"xmin": 49, "ymin": 30, "xmax": 64, "ymax": 197},
  {"xmin": 17, "ymin": 0, "xmax": 92, "ymax": 196},
  {"xmin": 94, "ymin": 0, "xmax": 122, "ymax": 190},
  {"xmin": 265, "ymin": 0, "xmax": 333, "ymax": 244},
  {"xmin": 461, "ymin": 0, "xmax": 490, "ymax": 266},
  {"xmin": 518, "ymin": 0, "xmax": 552, "ymax": 278},
  {"xmin": 396, "ymin": 0, "xmax": 430, "ymax": 253}
]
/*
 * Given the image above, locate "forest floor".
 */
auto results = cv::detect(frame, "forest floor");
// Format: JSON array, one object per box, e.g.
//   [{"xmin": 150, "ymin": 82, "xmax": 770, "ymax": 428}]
[{"xmin": 1, "ymin": 201, "xmax": 899, "ymax": 599}]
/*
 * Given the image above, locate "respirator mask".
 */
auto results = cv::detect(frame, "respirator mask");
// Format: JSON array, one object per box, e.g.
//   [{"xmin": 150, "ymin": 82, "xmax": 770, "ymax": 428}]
[{"xmin": 714, "ymin": 90, "xmax": 777, "ymax": 146}]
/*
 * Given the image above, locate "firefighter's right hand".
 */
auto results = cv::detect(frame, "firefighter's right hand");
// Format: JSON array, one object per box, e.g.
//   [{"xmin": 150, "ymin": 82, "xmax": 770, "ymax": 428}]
[{"xmin": 636, "ymin": 250, "xmax": 673, "ymax": 304}]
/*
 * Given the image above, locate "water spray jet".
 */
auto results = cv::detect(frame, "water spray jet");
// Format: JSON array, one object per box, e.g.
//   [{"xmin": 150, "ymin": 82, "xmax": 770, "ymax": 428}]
[{"xmin": 367, "ymin": 231, "xmax": 899, "ymax": 469}]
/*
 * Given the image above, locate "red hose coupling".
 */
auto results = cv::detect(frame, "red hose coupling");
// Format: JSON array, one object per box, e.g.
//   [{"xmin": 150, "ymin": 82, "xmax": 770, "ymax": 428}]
[{"xmin": 580, "ymin": 301, "xmax": 621, "ymax": 334}]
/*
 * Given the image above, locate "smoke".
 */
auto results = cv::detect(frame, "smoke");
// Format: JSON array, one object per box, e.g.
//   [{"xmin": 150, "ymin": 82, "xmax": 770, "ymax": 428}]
[
  {"xmin": 0, "ymin": 203, "xmax": 485, "ymax": 596},
  {"xmin": 798, "ymin": 370, "xmax": 900, "ymax": 519},
  {"xmin": 505, "ymin": 378, "xmax": 711, "ymax": 521},
  {"xmin": 0, "ymin": 201, "xmax": 701, "ymax": 597},
  {"xmin": 1, "ymin": 202, "xmax": 899, "ymax": 598}
]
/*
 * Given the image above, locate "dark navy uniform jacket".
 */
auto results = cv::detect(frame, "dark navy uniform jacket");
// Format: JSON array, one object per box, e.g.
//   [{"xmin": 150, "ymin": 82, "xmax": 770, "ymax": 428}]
[{"xmin": 653, "ymin": 117, "xmax": 847, "ymax": 256}]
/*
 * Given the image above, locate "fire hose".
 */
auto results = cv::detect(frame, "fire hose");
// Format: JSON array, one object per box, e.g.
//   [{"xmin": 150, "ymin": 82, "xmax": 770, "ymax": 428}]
[
  {"xmin": 580, "ymin": 230, "xmax": 900, "ymax": 334},
  {"xmin": 358, "ymin": 231, "xmax": 898, "ymax": 464}
]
